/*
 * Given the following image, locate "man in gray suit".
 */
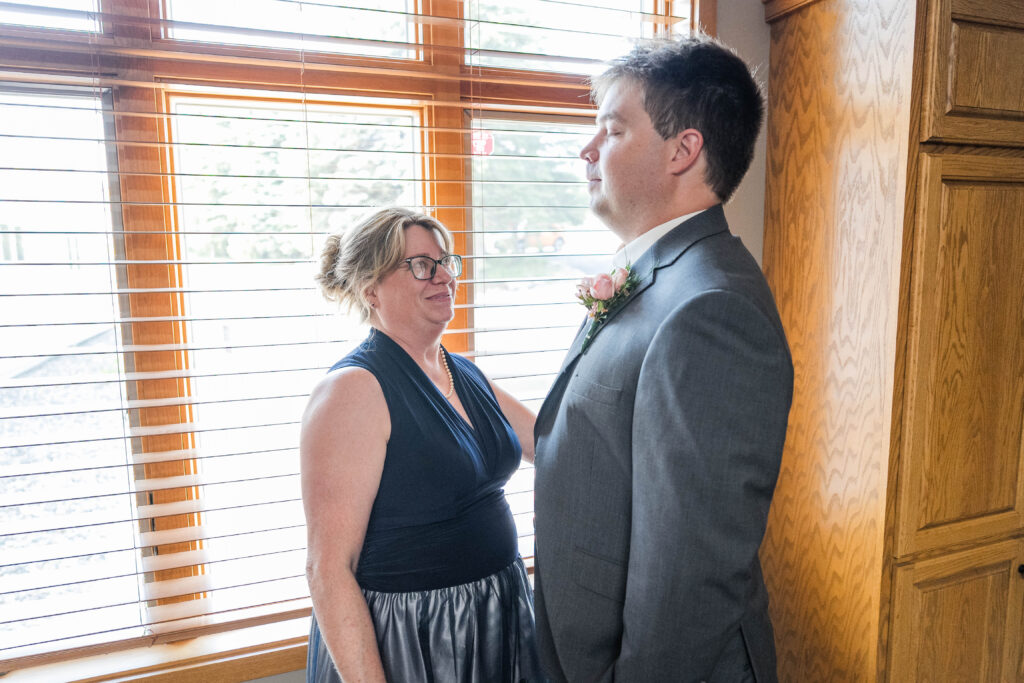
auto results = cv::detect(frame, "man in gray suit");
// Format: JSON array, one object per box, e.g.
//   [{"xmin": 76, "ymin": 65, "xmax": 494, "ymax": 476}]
[{"xmin": 533, "ymin": 35, "xmax": 793, "ymax": 682}]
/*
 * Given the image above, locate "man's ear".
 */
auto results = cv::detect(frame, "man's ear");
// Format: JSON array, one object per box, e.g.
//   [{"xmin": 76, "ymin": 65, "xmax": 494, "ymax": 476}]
[{"xmin": 667, "ymin": 128, "xmax": 704, "ymax": 175}]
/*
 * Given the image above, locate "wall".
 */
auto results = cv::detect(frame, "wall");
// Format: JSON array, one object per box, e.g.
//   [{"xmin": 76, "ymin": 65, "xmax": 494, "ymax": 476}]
[
  {"xmin": 717, "ymin": 0, "xmax": 771, "ymax": 264},
  {"xmin": 758, "ymin": 0, "xmax": 917, "ymax": 679}
]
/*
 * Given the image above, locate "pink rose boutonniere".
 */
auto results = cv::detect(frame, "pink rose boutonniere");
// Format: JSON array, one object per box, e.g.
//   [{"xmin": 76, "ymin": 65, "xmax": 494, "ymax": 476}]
[{"xmin": 576, "ymin": 265, "xmax": 639, "ymax": 352}]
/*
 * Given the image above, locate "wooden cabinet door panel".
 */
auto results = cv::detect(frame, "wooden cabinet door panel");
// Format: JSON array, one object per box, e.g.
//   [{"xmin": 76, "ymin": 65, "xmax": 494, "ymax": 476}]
[
  {"xmin": 921, "ymin": 0, "xmax": 1024, "ymax": 147},
  {"xmin": 889, "ymin": 539, "xmax": 1024, "ymax": 683},
  {"xmin": 898, "ymin": 153, "xmax": 1024, "ymax": 556}
]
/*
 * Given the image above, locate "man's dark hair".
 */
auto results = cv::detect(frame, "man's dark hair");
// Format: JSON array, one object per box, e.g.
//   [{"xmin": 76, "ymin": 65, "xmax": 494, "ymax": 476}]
[{"xmin": 592, "ymin": 35, "xmax": 764, "ymax": 202}]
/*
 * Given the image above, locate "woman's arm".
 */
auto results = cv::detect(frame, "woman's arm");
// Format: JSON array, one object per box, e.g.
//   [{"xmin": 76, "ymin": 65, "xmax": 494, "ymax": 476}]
[
  {"xmin": 488, "ymin": 379, "xmax": 537, "ymax": 464},
  {"xmin": 301, "ymin": 366, "xmax": 391, "ymax": 683}
]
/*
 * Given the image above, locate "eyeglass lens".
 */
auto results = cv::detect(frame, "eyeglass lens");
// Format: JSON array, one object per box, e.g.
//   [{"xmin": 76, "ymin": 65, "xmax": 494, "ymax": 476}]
[{"xmin": 409, "ymin": 255, "xmax": 461, "ymax": 279}]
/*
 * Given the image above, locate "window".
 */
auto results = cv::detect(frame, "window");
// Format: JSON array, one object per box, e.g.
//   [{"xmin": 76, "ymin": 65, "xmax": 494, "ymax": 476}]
[
  {"xmin": 0, "ymin": 0, "xmax": 99, "ymax": 32},
  {"xmin": 0, "ymin": 88, "xmax": 138, "ymax": 657},
  {"xmin": 468, "ymin": 114, "xmax": 620, "ymax": 554},
  {"xmin": 165, "ymin": 0, "xmax": 418, "ymax": 58},
  {"xmin": 465, "ymin": 0, "xmax": 689, "ymax": 73},
  {"xmin": 0, "ymin": 0, "xmax": 700, "ymax": 675}
]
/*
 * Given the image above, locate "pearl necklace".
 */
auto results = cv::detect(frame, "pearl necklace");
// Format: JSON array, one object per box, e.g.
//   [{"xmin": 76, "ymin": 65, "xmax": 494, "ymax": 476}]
[{"xmin": 439, "ymin": 347, "xmax": 454, "ymax": 399}]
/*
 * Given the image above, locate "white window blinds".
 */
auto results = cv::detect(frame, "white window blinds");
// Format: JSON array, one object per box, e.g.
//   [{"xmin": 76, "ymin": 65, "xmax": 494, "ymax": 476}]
[{"xmin": 0, "ymin": 0, "xmax": 694, "ymax": 670}]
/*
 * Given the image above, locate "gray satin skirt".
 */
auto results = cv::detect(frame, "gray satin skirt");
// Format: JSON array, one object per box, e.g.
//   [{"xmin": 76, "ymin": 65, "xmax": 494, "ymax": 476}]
[{"xmin": 307, "ymin": 558, "xmax": 542, "ymax": 683}]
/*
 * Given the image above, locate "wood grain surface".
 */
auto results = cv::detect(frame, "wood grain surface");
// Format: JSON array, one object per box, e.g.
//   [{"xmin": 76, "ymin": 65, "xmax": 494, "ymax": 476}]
[
  {"xmin": 762, "ymin": 0, "xmax": 825, "ymax": 24},
  {"xmin": 759, "ymin": 0, "xmax": 917, "ymax": 680}
]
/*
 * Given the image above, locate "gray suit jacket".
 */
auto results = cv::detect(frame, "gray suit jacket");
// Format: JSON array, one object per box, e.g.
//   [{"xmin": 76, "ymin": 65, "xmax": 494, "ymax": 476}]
[{"xmin": 533, "ymin": 205, "xmax": 793, "ymax": 683}]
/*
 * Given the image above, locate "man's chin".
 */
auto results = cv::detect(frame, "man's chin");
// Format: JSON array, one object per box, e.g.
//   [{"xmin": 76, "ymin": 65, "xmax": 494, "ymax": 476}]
[{"xmin": 590, "ymin": 202, "xmax": 618, "ymax": 230}]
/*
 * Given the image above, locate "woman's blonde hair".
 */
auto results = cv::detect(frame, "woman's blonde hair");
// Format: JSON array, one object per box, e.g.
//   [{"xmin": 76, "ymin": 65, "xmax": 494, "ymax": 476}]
[{"xmin": 316, "ymin": 207, "xmax": 453, "ymax": 322}]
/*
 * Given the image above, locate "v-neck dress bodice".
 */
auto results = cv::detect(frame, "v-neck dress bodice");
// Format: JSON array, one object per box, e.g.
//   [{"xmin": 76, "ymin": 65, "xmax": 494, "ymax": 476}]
[{"xmin": 330, "ymin": 328, "xmax": 522, "ymax": 592}]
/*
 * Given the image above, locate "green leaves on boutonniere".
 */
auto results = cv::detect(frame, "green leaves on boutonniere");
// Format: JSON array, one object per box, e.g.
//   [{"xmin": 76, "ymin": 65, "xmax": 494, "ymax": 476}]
[{"xmin": 575, "ymin": 266, "xmax": 640, "ymax": 353}]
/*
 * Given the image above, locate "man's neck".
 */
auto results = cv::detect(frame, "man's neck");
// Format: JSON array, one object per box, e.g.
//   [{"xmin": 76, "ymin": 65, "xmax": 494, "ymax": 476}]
[
  {"xmin": 613, "ymin": 193, "xmax": 719, "ymax": 243},
  {"xmin": 612, "ymin": 207, "xmax": 710, "ymax": 268}
]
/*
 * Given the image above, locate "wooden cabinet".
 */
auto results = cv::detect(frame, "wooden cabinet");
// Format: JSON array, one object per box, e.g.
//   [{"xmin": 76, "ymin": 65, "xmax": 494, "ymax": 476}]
[
  {"xmin": 898, "ymin": 153, "xmax": 1024, "ymax": 557},
  {"xmin": 890, "ymin": 540, "xmax": 1024, "ymax": 682},
  {"xmin": 920, "ymin": 0, "xmax": 1024, "ymax": 147},
  {"xmin": 759, "ymin": 0, "xmax": 1024, "ymax": 680}
]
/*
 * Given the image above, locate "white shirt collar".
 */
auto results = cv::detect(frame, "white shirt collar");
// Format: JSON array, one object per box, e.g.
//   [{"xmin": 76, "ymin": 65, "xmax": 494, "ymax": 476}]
[{"xmin": 611, "ymin": 209, "xmax": 706, "ymax": 269}]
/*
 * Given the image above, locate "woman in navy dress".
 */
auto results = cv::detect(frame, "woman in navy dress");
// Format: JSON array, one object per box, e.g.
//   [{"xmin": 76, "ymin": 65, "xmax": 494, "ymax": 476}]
[{"xmin": 301, "ymin": 207, "xmax": 541, "ymax": 682}]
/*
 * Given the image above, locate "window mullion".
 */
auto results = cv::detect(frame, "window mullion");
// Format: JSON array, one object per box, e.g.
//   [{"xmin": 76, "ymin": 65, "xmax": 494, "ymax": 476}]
[
  {"xmin": 425, "ymin": 0, "xmax": 472, "ymax": 354},
  {"xmin": 107, "ymin": 0, "xmax": 204, "ymax": 612}
]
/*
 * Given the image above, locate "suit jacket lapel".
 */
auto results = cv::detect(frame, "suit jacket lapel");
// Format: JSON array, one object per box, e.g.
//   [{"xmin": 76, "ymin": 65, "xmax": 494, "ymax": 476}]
[
  {"xmin": 534, "ymin": 205, "xmax": 730, "ymax": 439},
  {"xmin": 571, "ymin": 204, "xmax": 730, "ymax": 356}
]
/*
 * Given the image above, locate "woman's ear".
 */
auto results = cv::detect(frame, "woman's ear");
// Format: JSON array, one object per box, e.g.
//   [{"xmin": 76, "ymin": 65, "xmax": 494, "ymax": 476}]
[
  {"xmin": 364, "ymin": 284, "xmax": 379, "ymax": 310},
  {"xmin": 667, "ymin": 128, "xmax": 704, "ymax": 175}
]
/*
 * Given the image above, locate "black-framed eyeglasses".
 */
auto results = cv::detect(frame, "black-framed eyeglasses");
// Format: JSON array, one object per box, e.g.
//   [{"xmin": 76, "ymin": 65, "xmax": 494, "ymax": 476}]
[{"xmin": 402, "ymin": 254, "xmax": 463, "ymax": 280}]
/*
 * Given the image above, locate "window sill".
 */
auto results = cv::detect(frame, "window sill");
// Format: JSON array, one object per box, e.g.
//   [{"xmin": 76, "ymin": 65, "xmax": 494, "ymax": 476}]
[{"xmin": 2, "ymin": 618, "xmax": 309, "ymax": 683}]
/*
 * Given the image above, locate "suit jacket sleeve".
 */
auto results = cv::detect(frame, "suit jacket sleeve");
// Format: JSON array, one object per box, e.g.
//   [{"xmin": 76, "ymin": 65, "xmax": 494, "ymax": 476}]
[{"xmin": 613, "ymin": 289, "xmax": 793, "ymax": 681}]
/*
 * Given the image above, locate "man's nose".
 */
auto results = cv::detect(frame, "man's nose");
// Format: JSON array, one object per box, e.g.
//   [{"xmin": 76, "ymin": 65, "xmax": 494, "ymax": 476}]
[{"xmin": 580, "ymin": 139, "xmax": 598, "ymax": 162}]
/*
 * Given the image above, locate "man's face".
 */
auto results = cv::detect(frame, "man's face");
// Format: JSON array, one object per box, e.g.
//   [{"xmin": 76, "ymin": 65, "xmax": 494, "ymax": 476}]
[{"xmin": 579, "ymin": 78, "xmax": 675, "ymax": 240}]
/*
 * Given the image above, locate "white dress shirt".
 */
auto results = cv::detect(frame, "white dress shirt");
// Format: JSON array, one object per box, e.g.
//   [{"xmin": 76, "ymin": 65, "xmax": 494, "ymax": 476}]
[{"xmin": 611, "ymin": 209, "xmax": 706, "ymax": 269}]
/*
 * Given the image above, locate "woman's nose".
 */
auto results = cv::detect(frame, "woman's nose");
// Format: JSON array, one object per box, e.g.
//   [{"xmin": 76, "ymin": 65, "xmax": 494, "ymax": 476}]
[{"xmin": 433, "ymin": 263, "xmax": 454, "ymax": 283}]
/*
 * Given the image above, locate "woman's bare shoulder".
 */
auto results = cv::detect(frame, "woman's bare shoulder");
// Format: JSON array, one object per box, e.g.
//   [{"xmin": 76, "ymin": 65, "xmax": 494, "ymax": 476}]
[
  {"xmin": 303, "ymin": 366, "xmax": 389, "ymax": 439},
  {"xmin": 313, "ymin": 365, "xmax": 381, "ymax": 401}
]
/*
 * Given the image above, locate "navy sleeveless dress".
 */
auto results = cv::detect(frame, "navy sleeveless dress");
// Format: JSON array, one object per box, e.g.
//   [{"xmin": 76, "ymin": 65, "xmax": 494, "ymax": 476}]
[{"xmin": 306, "ymin": 329, "xmax": 541, "ymax": 683}]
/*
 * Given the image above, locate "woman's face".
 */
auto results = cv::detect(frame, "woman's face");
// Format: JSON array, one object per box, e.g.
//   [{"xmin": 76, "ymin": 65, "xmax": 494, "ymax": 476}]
[{"xmin": 367, "ymin": 223, "xmax": 457, "ymax": 335}]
